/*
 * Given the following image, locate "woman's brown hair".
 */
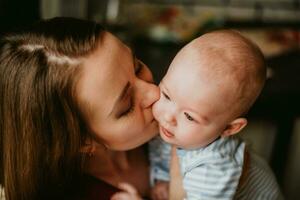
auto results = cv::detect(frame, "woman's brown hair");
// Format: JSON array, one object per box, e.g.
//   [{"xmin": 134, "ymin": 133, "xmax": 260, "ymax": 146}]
[{"xmin": 0, "ymin": 17, "xmax": 104, "ymax": 200}]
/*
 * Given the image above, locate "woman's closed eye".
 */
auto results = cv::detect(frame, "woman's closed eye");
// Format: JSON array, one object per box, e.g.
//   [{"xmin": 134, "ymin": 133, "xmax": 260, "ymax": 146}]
[
  {"xmin": 117, "ymin": 86, "xmax": 135, "ymax": 118},
  {"xmin": 120, "ymin": 97, "xmax": 135, "ymax": 117}
]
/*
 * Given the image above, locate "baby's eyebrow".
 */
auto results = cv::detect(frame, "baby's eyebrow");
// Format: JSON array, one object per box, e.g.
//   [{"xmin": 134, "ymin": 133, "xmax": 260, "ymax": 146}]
[
  {"xmin": 184, "ymin": 107, "xmax": 207, "ymax": 122},
  {"xmin": 160, "ymin": 81, "xmax": 170, "ymax": 93}
]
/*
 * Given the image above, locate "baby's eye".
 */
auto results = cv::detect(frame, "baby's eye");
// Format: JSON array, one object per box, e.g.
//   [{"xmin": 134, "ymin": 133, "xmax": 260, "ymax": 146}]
[
  {"xmin": 184, "ymin": 112, "xmax": 194, "ymax": 121},
  {"xmin": 162, "ymin": 91, "xmax": 170, "ymax": 100}
]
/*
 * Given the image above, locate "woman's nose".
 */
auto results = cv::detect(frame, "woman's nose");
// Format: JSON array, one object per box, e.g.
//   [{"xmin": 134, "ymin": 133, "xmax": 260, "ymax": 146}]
[{"xmin": 140, "ymin": 82, "xmax": 160, "ymax": 108}]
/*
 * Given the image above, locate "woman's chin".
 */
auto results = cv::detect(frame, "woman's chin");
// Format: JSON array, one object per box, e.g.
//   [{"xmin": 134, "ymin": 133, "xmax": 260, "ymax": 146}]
[
  {"xmin": 124, "ymin": 121, "xmax": 159, "ymax": 150},
  {"xmin": 144, "ymin": 120, "xmax": 159, "ymax": 141}
]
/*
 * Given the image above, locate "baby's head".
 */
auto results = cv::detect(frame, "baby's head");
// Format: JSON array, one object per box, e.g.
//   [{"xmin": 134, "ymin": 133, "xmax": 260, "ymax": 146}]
[{"xmin": 153, "ymin": 30, "xmax": 266, "ymax": 149}]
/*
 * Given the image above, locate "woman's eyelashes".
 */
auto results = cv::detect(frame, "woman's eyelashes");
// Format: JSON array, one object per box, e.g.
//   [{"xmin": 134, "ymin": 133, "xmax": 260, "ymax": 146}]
[
  {"xmin": 115, "ymin": 86, "xmax": 135, "ymax": 118},
  {"xmin": 121, "ymin": 98, "xmax": 135, "ymax": 117}
]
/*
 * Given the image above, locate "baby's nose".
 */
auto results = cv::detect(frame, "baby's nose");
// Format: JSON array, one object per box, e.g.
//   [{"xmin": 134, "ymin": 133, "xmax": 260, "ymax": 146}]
[{"xmin": 164, "ymin": 112, "xmax": 177, "ymax": 126}]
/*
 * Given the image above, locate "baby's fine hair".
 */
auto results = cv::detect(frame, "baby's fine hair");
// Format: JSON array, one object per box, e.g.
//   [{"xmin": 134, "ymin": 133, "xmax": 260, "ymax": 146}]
[{"xmin": 188, "ymin": 30, "xmax": 266, "ymax": 117}]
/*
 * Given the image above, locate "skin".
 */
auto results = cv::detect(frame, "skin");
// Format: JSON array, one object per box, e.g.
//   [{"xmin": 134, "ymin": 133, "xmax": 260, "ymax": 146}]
[
  {"xmin": 151, "ymin": 32, "xmax": 252, "ymax": 200},
  {"xmin": 151, "ymin": 31, "xmax": 264, "ymax": 200},
  {"xmin": 152, "ymin": 43, "xmax": 247, "ymax": 149},
  {"xmin": 78, "ymin": 32, "xmax": 159, "ymax": 151},
  {"xmin": 76, "ymin": 31, "xmax": 160, "ymax": 197}
]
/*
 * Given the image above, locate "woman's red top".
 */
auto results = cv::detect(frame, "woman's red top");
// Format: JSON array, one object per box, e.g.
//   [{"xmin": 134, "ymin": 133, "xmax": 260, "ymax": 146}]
[{"xmin": 72, "ymin": 175, "xmax": 121, "ymax": 200}]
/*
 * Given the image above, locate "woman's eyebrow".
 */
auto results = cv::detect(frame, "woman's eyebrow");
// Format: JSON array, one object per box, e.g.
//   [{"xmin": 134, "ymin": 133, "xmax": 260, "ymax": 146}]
[
  {"xmin": 109, "ymin": 82, "xmax": 131, "ymax": 115},
  {"xmin": 131, "ymin": 51, "xmax": 138, "ymax": 72}
]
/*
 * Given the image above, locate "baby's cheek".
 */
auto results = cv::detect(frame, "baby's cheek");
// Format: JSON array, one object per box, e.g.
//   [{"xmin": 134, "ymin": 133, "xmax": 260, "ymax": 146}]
[{"xmin": 152, "ymin": 100, "xmax": 162, "ymax": 122}]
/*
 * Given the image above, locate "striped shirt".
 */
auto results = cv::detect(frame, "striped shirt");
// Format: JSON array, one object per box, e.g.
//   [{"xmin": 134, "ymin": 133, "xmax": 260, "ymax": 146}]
[{"xmin": 149, "ymin": 136, "xmax": 283, "ymax": 200}]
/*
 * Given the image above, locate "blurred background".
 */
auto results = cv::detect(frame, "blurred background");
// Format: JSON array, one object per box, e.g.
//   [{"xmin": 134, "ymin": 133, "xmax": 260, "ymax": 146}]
[{"xmin": 0, "ymin": 0, "xmax": 299, "ymax": 199}]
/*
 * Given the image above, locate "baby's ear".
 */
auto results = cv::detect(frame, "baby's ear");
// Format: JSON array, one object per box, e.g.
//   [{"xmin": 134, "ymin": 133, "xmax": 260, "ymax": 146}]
[{"xmin": 221, "ymin": 118, "xmax": 247, "ymax": 137}]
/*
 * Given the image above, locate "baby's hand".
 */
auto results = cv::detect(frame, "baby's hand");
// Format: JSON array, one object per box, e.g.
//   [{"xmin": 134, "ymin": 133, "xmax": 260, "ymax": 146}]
[
  {"xmin": 110, "ymin": 182, "xmax": 142, "ymax": 200},
  {"xmin": 151, "ymin": 180, "xmax": 169, "ymax": 200}
]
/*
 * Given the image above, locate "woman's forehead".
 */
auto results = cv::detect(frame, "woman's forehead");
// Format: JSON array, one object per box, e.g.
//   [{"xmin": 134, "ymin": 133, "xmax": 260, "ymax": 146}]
[{"xmin": 77, "ymin": 32, "xmax": 133, "ymax": 117}]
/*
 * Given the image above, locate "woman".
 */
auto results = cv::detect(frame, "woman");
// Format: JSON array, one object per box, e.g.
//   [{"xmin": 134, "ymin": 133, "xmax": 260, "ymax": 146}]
[{"xmin": 0, "ymin": 17, "xmax": 159, "ymax": 200}]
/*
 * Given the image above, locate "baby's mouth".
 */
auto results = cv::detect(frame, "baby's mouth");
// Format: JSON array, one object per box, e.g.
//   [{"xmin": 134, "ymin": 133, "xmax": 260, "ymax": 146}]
[{"xmin": 161, "ymin": 126, "xmax": 174, "ymax": 138}]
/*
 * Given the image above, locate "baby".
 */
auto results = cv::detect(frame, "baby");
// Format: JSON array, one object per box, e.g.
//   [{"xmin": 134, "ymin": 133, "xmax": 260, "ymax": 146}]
[{"xmin": 149, "ymin": 30, "xmax": 283, "ymax": 200}]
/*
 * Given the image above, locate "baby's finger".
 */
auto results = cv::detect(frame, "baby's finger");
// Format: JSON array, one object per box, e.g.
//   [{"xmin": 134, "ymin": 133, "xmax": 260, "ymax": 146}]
[
  {"xmin": 152, "ymin": 191, "xmax": 166, "ymax": 200},
  {"xmin": 160, "ymin": 190, "xmax": 168, "ymax": 200},
  {"xmin": 151, "ymin": 192, "xmax": 160, "ymax": 200},
  {"xmin": 118, "ymin": 182, "xmax": 138, "ymax": 195},
  {"xmin": 150, "ymin": 190, "xmax": 157, "ymax": 200},
  {"xmin": 110, "ymin": 192, "xmax": 131, "ymax": 200},
  {"xmin": 158, "ymin": 188, "xmax": 168, "ymax": 200}
]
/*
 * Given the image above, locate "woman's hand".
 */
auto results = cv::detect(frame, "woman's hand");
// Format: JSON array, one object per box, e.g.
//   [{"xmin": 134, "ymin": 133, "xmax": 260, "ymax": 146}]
[{"xmin": 111, "ymin": 182, "xmax": 142, "ymax": 200}]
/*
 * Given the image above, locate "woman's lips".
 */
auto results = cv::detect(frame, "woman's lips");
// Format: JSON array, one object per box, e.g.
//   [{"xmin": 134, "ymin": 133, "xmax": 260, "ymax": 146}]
[{"xmin": 161, "ymin": 126, "xmax": 174, "ymax": 138}]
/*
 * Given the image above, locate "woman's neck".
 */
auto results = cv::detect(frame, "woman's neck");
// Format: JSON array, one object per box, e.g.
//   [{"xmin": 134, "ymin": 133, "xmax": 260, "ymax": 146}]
[
  {"xmin": 84, "ymin": 145, "xmax": 151, "ymax": 197},
  {"xmin": 84, "ymin": 145, "xmax": 132, "ymax": 185},
  {"xmin": 107, "ymin": 149, "xmax": 130, "ymax": 170}
]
